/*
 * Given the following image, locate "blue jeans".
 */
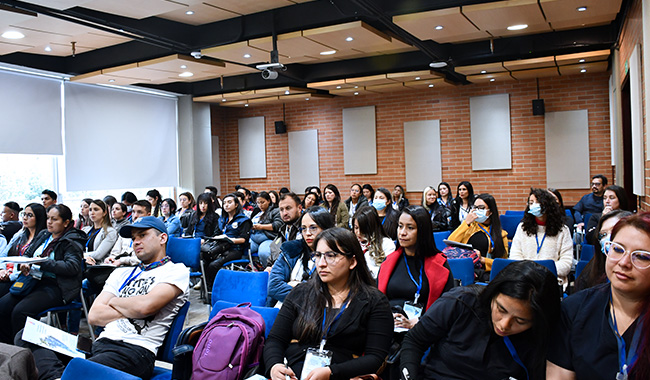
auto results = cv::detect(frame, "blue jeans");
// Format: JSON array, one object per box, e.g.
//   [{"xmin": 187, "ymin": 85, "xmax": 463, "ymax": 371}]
[{"xmin": 250, "ymin": 231, "xmax": 270, "ymax": 254}]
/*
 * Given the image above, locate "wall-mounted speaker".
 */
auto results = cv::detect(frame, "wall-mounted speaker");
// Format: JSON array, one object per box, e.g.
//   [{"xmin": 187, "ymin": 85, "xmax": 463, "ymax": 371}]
[
  {"xmin": 275, "ymin": 121, "xmax": 286, "ymax": 134},
  {"xmin": 532, "ymin": 99, "xmax": 545, "ymax": 116}
]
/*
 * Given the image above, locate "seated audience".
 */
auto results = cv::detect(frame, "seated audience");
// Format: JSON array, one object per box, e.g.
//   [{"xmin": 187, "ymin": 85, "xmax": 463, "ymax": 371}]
[
  {"xmin": 401, "ymin": 261, "xmax": 560, "ymax": 380},
  {"xmin": 250, "ymin": 192, "xmax": 282, "ymax": 255},
  {"xmin": 450, "ymin": 181, "xmax": 475, "ymax": 230},
  {"xmin": 146, "ymin": 189, "xmax": 163, "ymax": 218},
  {"xmin": 362, "ymin": 184, "xmax": 375, "ymax": 207},
  {"xmin": 261, "ymin": 192, "xmax": 303, "ymax": 269},
  {"xmin": 120, "ymin": 191, "xmax": 137, "ymax": 220},
  {"xmin": 393, "ymin": 185, "xmax": 410, "ymax": 211},
  {"xmin": 302, "ymin": 192, "xmax": 319, "ymax": 210},
  {"xmin": 509, "ymin": 188, "xmax": 573, "ymax": 284},
  {"xmin": 344, "ymin": 183, "xmax": 368, "ymax": 227},
  {"xmin": 321, "ymin": 184, "xmax": 349, "ymax": 228},
  {"xmin": 373, "ymin": 187, "xmax": 399, "ymax": 241},
  {"xmin": 105, "ymin": 200, "xmax": 151, "ymax": 268},
  {"xmin": 102, "ymin": 195, "xmax": 117, "ymax": 210},
  {"xmin": 18, "ymin": 216, "xmax": 189, "ymax": 380},
  {"xmin": 184, "ymin": 193, "xmax": 218, "ymax": 240},
  {"xmin": 352, "ymin": 206, "xmax": 395, "ymax": 279},
  {"xmin": 177, "ymin": 191, "xmax": 196, "ymax": 229},
  {"xmin": 422, "ymin": 186, "xmax": 450, "ymax": 231},
  {"xmin": 74, "ymin": 198, "xmax": 93, "ymax": 229},
  {"xmin": 0, "ymin": 204, "xmax": 84, "ymax": 343},
  {"xmin": 268, "ymin": 207, "xmax": 334, "ymax": 305},
  {"xmin": 436, "ymin": 182, "xmax": 453, "ymax": 209},
  {"xmin": 83, "ymin": 199, "xmax": 118, "ymax": 265},
  {"xmin": 159, "ymin": 198, "xmax": 182, "ymax": 237},
  {"xmin": 264, "ymin": 228, "xmax": 393, "ymax": 380},
  {"xmin": 585, "ymin": 184, "xmax": 629, "ymax": 244},
  {"xmin": 573, "ymin": 174, "xmax": 607, "ymax": 227},
  {"xmin": 40, "ymin": 189, "xmax": 57, "ymax": 209},
  {"xmin": 269, "ymin": 190, "xmax": 280, "ymax": 208},
  {"xmin": 378, "ymin": 206, "xmax": 455, "ymax": 331},
  {"xmin": 576, "ymin": 209, "xmax": 632, "ymax": 291},
  {"xmin": 547, "ymin": 212, "xmax": 650, "ymax": 379},
  {"xmin": 111, "ymin": 202, "xmax": 129, "ymax": 232},
  {"xmin": 448, "ymin": 193, "xmax": 508, "ymax": 271},
  {"xmin": 1, "ymin": 201, "xmax": 23, "ymax": 241}
]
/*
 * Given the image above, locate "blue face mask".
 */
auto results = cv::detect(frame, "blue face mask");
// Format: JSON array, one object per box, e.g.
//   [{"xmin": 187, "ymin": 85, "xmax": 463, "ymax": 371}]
[
  {"xmin": 373, "ymin": 201, "xmax": 386, "ymax": 211},
  {"xmin": 600, "ymin": 235, "xmax": 610, "ymax": 254},
  {"xmin": 475, "ymin": 209, "xmax": 489, "ymax": 224},
  {"xmin": 528, "ymin": 203, "xmax": 543, "ymax": 218}
]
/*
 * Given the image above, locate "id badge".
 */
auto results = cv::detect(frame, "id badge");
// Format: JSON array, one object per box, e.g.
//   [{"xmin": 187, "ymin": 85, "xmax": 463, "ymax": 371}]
[
  {"xmin": 300, "ymin": 347, "xmax": 332, "ymax": 380},
  {"xmin": 30, "ymin": 265, "xmax": 43, "ymax": 280},
  {"xmin": 403, "ymin": 301, "xmax": 422, "ymax": 320}
]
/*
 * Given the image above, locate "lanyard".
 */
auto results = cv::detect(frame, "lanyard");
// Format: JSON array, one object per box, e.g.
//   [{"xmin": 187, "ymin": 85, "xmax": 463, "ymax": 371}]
[
  {"xmin": 403, "ymin": 253, "xmax": 423, "ymax": 304},
  {"xmin": 381, "ymin": 215, "xmax": 387, "ymax": 226},
  {"xmin": 535, "ymin": 232, "xmax": 546, "ymax": 255},
  {"xmin": 86, "ymin": 228, "xmax": 100, "ymax": 249},
  {"xmin": 503, "ymin": 336, "xmax": 529, "ymax": 380},
  {"xmin": 37, "ymin": 236, "xmax": 51, "ymax": 258},
  {"xmin": 320, "ymin": 299, "xmax": 349, "ymax": 349},
  {"xmin": 608, "ymin": 293, "xmax": 643, "ymax": 379},
  {"xmin": 119, "ymin": 256, "xmax": 170, "ymax": 292},
  {"xmin": 477, "ymin": 224, "xmax": 494, "ymax": 251}
]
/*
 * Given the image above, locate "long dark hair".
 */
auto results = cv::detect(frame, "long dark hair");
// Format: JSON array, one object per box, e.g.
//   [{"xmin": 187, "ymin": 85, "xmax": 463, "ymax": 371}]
[
  {"xmin": 604, "ymin": 185, "xmax": 629, "ymax": 211},
  {"xmin": 299, "ymin": 207, "xmax": 335, "ymax": 273},
  {"xmin": 222, "ymin": 193, "xmax": 243, "ymax": 218},
  {"xmin": 479, "ymin": 260, "xmax": 560, "ymax": 374},
  {"xmin": 322, "ymin": 184, "xmax": 342, "ymax": 220},
  {"xmin": 9, "ymin": 203, "xmax": 47, "ymax": 256},
  {"xmin": 146, "ymin": 189, "xmax": 162, "ymax": 217},
  {"xmin": 362, "ymin": 184, "xmax": 375, "ymax": 201},
  {"xmin": 293, "ymin": 228, "xmax": 374, "ymax": 342},
  {"xmin": 474, "ymin": 193, "xmax": 507, "ymax": 259},
  {"xmin": 438, "ymin": 182, "xmax": 452, "ymax": 203},
  {"xmin": 577, "ymin": 210, "xmax": 632, "ymax": 291},
  {"xmin": 455, "ymin": 181, "xmax": 474, "ymax": 207},
  {"xmin": 398, "ymin": 205, "xmax": 440, "ymax": 257},
  {"xmin": 269, "ymin": 190, "xmax": 280, "ymax": 207},
  {"xmin": 353, "ymin": 206, "xmax": 388, "ymax": 265},
  {"xmin": 376, "ymin": 187, "xmax": 398, "ymax": 240},
  {"xmin": 522, "ymin": 188, "xmax": 565, "ymax": 237},
  {"xmin": 179, "ymin": 192, "xmax": 196, "ymax": 209}
]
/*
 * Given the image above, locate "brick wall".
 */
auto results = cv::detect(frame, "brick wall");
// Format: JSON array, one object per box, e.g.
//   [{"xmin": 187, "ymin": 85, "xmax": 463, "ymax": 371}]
[{"xmin": 211, "ymin": 72, "xmax": 611, "ymax": 213}]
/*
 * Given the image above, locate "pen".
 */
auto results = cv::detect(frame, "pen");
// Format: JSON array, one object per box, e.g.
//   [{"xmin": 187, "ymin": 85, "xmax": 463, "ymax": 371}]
[{"xmin": 284, "ymin": 357, "xmax": 290, "ymax": 380}]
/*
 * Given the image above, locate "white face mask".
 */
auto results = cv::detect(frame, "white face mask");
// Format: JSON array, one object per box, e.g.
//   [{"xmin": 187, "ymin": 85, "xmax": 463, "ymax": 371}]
[
  {"xmin": 475, "ymin": 209, "xmax": 489, "ymax": 224},
  {"xmin": 373, "ymin": 201, "xmax": 386, "ymax": 211}
]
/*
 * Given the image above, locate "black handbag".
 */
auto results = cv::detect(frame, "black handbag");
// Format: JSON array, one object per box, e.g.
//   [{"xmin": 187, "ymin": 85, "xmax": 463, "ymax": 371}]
[{"xmin": 200, "ymin": 240, "xmax": 232, "ymax": 261}]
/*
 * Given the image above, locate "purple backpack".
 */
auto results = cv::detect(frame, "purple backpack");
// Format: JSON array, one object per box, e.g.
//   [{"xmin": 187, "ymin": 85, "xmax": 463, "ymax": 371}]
[{"xmin": 192, "ymin": 303, "xmax": 265, "ymax": 380}]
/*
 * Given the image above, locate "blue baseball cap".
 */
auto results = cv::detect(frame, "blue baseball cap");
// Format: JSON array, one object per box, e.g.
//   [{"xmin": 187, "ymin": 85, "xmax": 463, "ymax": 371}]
[{"xmin": 119, "ymin": 216, "xmax": 167, "ymax": 238}]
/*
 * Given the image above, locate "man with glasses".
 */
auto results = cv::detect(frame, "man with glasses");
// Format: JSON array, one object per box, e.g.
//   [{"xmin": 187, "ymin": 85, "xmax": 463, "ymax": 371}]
[
  {"xmin": 573, "ymin": 174, "xmax": 607, "ymax": 228},
  {"xmin": 1, "ymin": 201, "xmax": 22, "ymax": 241}
]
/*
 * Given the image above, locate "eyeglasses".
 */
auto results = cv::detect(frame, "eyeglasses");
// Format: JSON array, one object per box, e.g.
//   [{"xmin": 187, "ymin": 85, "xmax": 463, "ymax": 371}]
[
  {"xmin": 591, "ymin": 182, "xmax": 602, "ymax": 187},
  {"xmin": 471, "ymin": 205, "xmax": 487, "ymax": 211},
  {"xmin": 300, "ymin": 225, "xmax": 319, "ymax": 234},
  {"xmin": 20, "ymin": 212, "xmax": 35, "ymax": 219},
  {"xmin": 603, "ymin": 241, "xmax": 650, "ymax": 269},
  {"xmin": 311, "ymin": 251, "xmax": 350, "ymax": 265}
]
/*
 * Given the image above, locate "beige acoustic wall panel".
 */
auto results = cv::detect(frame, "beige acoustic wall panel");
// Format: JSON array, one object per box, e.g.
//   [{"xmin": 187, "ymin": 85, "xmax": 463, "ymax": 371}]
[
  {"xmin": 544, "ymin": 110, "xmax": 589, "ymax": 189},
  {"xmin": 238, "ymin": 116, "xmax": 266, "ymax": 178},
  {"xmin": 342, "ymin": 106, "xmax": 377, "ymax": 174},
  {"xmin": 403, "ymin": 120, "xmax": 442, "ymax": 192},
  {"xmin": 288, "ymin": 129, "xmax": 320, "ymax": 193},
  {"xmin": 470, "ymin": 94, "xmax": 512, "ymax": 170}
]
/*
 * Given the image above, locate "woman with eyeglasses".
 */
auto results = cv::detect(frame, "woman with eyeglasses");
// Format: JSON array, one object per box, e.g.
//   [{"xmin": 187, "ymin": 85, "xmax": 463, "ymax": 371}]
[
  {"xmin": 447, "ymin": 193, "xmax": 508, "ymax": 271},
  {"xmin": 268, "ymin": 207, "xmax": 335, "ymax": 306},
  {"xmin": 265, "ymin": 228, "xmax": 393, "ymax": 380},
  {"xmin": 548, "ymin": 212, "xmax": 650, "ymax": 379},
  {"xmin": 509, "ymin": 188, "xmax": 573, "ymax": 284}
]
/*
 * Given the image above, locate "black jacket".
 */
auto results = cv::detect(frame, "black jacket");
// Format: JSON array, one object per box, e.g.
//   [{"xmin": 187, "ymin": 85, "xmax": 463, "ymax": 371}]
[
  {"xmin": 264, "ymin": 283, "xmax": 393, "ymax": 380},
  {"xmin": 25, "ymin": 228, "xmax": 85, "ymax": 303},
  {"xmin": 184, "ymin": 210, "xmax": 218, "ymax": 238}
]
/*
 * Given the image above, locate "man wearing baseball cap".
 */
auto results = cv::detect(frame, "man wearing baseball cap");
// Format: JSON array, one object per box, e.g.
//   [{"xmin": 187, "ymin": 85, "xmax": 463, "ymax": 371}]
[{"xmin": 22, "ymin": 216, "xmax": 189, "ymax": 379}]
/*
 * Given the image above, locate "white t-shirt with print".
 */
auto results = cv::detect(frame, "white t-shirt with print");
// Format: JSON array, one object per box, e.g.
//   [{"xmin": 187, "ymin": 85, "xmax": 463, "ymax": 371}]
[{"xmin": 98, "ymin": 261, "xmax": 190, "ymax": 354}]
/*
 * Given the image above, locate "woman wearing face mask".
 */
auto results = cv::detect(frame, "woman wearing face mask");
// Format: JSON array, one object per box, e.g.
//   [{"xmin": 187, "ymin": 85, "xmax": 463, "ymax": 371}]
[
  {"xmin": 509, "ymin": 188, "xmax": 573, "ymax": 284},
  {"xmin": 401, "ymin": 261, "xmax": 560, "ymax": 380},
  {"xmin": 372, "ymin": 188, "xmax": 399, "ymax": 241},
  {"xmin": 576, "ymin": 210, "xmax": 633, "ymax": 291},
  {"xmin": 547, "ymin": 212, "xmax": 650, "ymax": 379},
  {"xmin": 352, "ymin": 206, "xmax": 395, "ymax": 279},
  {"xmin": 268, "ymin": 207, "xmax": 335, "ymax": 306},
  {"xmin": 585, "ymin": 185, "xmax": 629, "ymax": 245},
  {"xmin": 422, "ymin": 186, "xmax": 450, "ymax": 232},
  {"xmin": 448, "ymin": 194, "xmax": 508, "ymax": 271},
  {"xmin": 450, "ymin": 181, "xmax": 475, "ymax": 230}
]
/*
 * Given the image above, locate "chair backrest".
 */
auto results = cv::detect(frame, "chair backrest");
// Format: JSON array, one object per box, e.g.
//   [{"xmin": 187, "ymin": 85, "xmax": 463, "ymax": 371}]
[
  {"xmin": 575, "ymin": 260, "xmax": 589, "ymax": 279},
  {"xmin": 167, "ymin": 237, "xmax": 201, "ymax": 270},
  {"xmin": 580, "ymin": 243, "xmax": 595, "ymax": 262},
  {"xmin": 211, "ymin": 300, "xmax": 280, "ymax": 338},
  {"xmin": 447, "ymin": 257, "xmax": 475, "ymax": 286},
  {"xmin": 565, "ymin": 209, "xmax": 573, "ymax": 220},
  {"xmin": 505, "ymin": 210, "xmax": 525, "ymax": 216},
  {"xmin": 62, "ymin": 358, "xmax": 142, "ymax": 380},
  {"xmin": 211, "ymin": 270, "xmax": 269, "ymax": 307},
  {"xmin": 499, "ymin": 215, "xmax": 522, "ymax": 240},
  {"xmin": 433, "ymin": 230, "xmax": 451, "ymax": 250},
  {"xmin": 583, "ymin": 212, "xmax": 593, "ymax": 226},
  {"xmin": 157, "ymin": 301, "xmax": 191, "ymax": 363},
  {"xmin": 490, "ymin": 258, "xmax": 558, "ymax": 281}
]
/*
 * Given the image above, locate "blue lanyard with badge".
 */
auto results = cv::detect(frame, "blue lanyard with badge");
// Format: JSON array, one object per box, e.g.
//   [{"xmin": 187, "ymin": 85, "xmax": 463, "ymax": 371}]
[
  {"xmin": 608, "ymin": 293, "xmax": 643, "ymax": 380},
  {"xmin": 535, "ymin": 232, "xmax": 546, "ymax": 255},
  {"xmin": 300, "ymin": 300, "xmax": 349, "ymax": 380},
  {"xmin": 402, "ymin": 253, "xmax": 424, "ymax": 321},
  {"xmin": 85, "ymin": 228, "xmax": 100, "ymax": 251},
  {"xmin": 30, "ymin": 236, "xmax": 51, "ymax": 280},
  {"xmin": 503, "ymin": 336, "xmax": 529, "ymax": 380},
  {"xmin": 477, "ymin": 224, "xmax": 494, "ymax": 255},
  {"xmin": 118, "ymin": 256, "xmax": 171, "ymax": 293}
]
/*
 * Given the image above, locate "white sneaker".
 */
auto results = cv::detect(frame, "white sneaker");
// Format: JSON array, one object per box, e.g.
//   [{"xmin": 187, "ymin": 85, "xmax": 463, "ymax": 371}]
[{"xmin": 193, "ymin": 282, "xmax": 202, "ymax": 290}]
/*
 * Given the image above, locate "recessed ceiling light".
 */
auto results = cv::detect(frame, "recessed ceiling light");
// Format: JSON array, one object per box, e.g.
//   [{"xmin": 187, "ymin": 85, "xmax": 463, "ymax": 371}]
[
  {"xmin": 180, "ymin": 64, "xmax": 187, "ymax": 69},
  {"xmin": 354, "ymin": 86, "xmax": 358, "ymax": 89},
  {"xmin": 415, "ymin": 77, "xmax": 421, "ymax": 80},
  {"xmin": 345, "ymin": 37, "xmax": 354, "ymax": 42},
  {"xmin": 320, "ymin": 50, "xmax": 337, "ymax": 55},
  {"xmin": 435, "ymin": 25, "xmax": 444, "ymax": 30},
  {"xmin": 579, "ymin": 59, "xmax": 586, "ymax": 63},
  {"xmin": 243, "ymin": 53, "xmax": 251, "ymax": 58},
  {"xmin": 186, "ymin": 10, "xmax": 194, "ymax": 15},
  {"xmin": 428, "ymin": 84, "xmax": 434, "ymax": 88},
  {"xmin": 429, "ymin": 62, "xmax": 447, "ymax": 68},
  {"xmin": 2, "ymin": 31, "xmax": 25, "ymax": 39},
  {"xmin": 354, "ymin": 92, "xmax": 359, "ymax": 95},
  {"xmin": 577, "ymin": 6, "xmax": 587, "ymax": 12},
  {"xmin": 244, "ymin": 104, "xmax": 249, "ymax": 107},
  {"xmin": 108, "ymin": 79, "xmax": 115, "ymax": 83},
  {"xmin": 222, "ymin": 99, "xmax": 226, "ymax": 102},
  {"xmin": 179, "ymin": 71, "xmax": 194, "ymax": 77},
  {"xmin": 44, "ymin": 46, "xmax": 52, "ymax": 52},
  {"xmin": 580, "ymin": 69, "xmax": 587, "ymax": 73},
  {"xmin": 336, "ymin": 85, "xmax": 341, "ymax": 89},
  {"xmin": 481, "ymin": 70, "xmax": 487, "ymax": 74},
  {"xmin": 507, "ymin": 24, "xmax": 528, "ymax": 31},
  {"xmin": 284, "ymin": 90, "xmax": 290, "ymax": 95},
  {"xmin": 306, "ymin": 98, "xmax": 310, "ymax": 100},
  {"xmin": 490, "ymin": 78, "xmax": 496, "ymax": 82}
]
